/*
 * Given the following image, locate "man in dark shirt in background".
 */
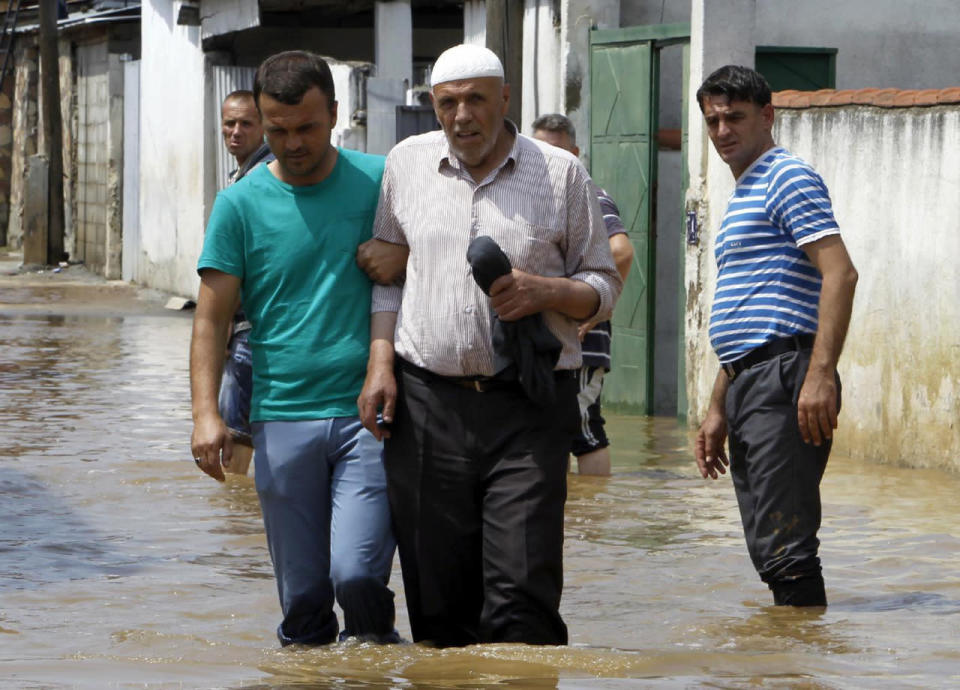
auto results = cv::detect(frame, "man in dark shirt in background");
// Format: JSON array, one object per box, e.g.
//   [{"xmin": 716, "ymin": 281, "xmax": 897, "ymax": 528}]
[{"xmin": 532, "ymin": 113, "xmax": 634, "ymax": 476}]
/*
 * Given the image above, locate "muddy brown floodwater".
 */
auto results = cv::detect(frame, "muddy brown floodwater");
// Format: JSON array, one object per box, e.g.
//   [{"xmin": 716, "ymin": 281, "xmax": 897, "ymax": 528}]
[{"xmin": 1, "ymin": 278, "xmax": 959, "ymax": 689}]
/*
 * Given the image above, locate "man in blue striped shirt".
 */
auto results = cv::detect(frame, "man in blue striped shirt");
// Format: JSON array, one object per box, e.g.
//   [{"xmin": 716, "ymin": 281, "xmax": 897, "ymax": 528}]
[{"xmin": 694, "ymin": 66, "xmax": 859, "ymax": 607}]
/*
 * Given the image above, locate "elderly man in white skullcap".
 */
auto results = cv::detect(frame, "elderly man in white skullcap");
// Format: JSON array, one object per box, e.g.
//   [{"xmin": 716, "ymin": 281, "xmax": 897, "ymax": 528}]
[{"xmin": 356, "ymin": 43, "xmax": 622, "ymax": 648}]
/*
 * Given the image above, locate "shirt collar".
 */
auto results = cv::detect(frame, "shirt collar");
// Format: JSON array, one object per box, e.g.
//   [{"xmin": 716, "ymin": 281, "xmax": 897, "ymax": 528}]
[{"xmin": 437, "ymin": 119, "xmax": 521, "ymax": 178}]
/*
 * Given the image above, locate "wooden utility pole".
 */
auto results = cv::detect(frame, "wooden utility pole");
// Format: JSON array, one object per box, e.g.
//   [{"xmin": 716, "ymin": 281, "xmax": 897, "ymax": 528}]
[
  {"xmin": 38, "ymin": 0, "xmax": 64, "ymax": 263},
  {"xmin": 485, "ymin": 0, "xmax": 523, "ymax": 125}
]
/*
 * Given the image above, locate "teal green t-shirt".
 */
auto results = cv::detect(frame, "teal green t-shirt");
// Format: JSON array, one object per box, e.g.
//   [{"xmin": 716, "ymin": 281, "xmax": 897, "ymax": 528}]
[{"xmin": 198, "ymin": 148, "xmax": 385, "ymax": 422}]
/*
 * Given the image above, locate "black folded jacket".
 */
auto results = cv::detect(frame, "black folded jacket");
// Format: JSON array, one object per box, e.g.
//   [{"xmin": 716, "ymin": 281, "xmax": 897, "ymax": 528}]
[{"xmin": 466, "ymin": 236, "xmax": 562, "ymax": 406}]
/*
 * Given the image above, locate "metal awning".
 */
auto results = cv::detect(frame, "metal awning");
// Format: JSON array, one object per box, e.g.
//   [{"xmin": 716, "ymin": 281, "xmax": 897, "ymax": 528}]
[{"xmin": 12, "ymin": 2, "xmax": 139, "ymax": 33}]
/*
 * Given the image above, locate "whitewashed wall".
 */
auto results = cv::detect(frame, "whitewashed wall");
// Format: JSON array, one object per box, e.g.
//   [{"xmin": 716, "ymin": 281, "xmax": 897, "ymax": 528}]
[
  {"xmin": 686, "ymin": 103, "xmax": 960, "ymax": 470},
  {"xmin": 755, "ymin": 0, "xmax": 960, "ymax": 90},
  {"xmin": 138, "ymin": 0, "xmax": 208, "ymax": 297},
  {"xmin": 777, "ymin": 106, "xmax": 960, "ymax": 469},
  {"xmin": 520, "ymin": 0, "xmax": 561, "ymax": 134},
  {"xmin": 620, "ymin": 0, "xmax": 960, "ymax": 91}
]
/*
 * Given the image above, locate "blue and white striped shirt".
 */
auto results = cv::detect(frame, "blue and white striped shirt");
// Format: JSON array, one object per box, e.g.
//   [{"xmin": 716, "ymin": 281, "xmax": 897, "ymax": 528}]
[{"xmin": 709, "ymin": 147, "xmax": 840, "ymax": 364}]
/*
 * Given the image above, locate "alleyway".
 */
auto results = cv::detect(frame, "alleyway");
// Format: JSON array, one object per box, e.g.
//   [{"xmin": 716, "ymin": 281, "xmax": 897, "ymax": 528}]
[{"xmin": 1, "ymin": 261, "xmax": 959, "ymax": 688}]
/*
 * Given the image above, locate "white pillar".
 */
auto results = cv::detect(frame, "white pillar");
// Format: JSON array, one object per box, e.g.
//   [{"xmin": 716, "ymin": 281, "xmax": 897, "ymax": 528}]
[
  {"xmin": 521, "ymin": 0, "xmax": 561, "ymax": 134},
  {"xmin": 463, "ymin": 0, "xmax": 487, "ymax": 46},
  {"xmin": 375, "ymin": 0, "xmax": 412, "ymax": 84}
]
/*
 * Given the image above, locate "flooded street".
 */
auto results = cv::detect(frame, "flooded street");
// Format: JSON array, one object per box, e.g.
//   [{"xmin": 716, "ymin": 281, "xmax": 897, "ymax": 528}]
[{"xmin": 2, "ymin": 280, "xmax": 959, "ymax": 688}]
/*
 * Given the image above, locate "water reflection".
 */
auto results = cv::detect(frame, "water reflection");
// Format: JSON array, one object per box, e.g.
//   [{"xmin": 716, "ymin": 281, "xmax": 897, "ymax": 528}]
[{"xmin": 1, "ymin": 307, "xmax": 959, "ymax": 688}]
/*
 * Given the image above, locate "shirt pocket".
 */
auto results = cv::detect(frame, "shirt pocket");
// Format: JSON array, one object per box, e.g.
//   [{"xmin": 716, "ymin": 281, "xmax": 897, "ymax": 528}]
[{"xmin": 515, "ymin": 222, "xmax": 564, "ymax": 277}]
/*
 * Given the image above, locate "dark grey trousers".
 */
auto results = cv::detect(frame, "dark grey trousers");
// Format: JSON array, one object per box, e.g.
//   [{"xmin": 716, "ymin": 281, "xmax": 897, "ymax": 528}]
[
  {"xmin": 725, "ymin": 348, "xmax": 841, "ymax": 606},
  {"xmin": 384, "ymin": 361, "xmax": 578, "ymax": 647}
]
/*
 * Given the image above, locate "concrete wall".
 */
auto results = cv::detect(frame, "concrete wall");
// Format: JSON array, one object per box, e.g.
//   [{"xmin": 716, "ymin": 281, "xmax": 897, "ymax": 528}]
[
  {"xmin": 138, "ymin": 0, "xmax": 208, "ymax": 296},
  {"xmin": 74, "ymin": 39, "xmax": 124, "ymax": 278},
  {"xmin": 684, "ymin": 98, "xmax": 960, "ymax": 468},
  {"xmin": 756, "ymin": 0, "xmax": 960, "ymax": 90},
  {"xmin": 7, "ymin": 42, "xmax": 38, "ymax": 249},
  {"xmin": 773, "ymin": 105, "xmax": 958, "ymax": 469},
  {"xmin": 619, "ymin": 0, "xmax": 960, "ymax": 90}
]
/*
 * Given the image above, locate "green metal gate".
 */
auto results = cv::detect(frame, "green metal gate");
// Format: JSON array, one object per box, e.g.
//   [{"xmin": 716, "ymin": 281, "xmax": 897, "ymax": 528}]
[{"xmin": 589, "ymin": 23, "xmax": 689, "ymax": 416}]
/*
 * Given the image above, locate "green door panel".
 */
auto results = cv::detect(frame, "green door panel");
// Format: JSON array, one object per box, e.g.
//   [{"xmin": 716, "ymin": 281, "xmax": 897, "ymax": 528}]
[{"xmin": 590, "ymin": 37, "xmax": 654, "ymax": 414}]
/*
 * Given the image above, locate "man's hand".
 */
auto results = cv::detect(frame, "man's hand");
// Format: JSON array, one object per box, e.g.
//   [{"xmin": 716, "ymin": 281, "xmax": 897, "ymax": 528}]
[
  {"xmin": 577, "ymin": 317, "xmax": 600, "ymax": 342},
  {"xmin": 797, "ymin": 366, "xmax": 838, "ymax": 446},
  {"xmin": 358, "ymin": 364, "xmax": 396, "ymax": 442},
  {"xmin": 357, "ymin": 239, "xmax": 409, "ymax": 285},
  {"xmin": 191, "ymin": 413, "xmax": 232, "ymax": 482},
  {"xmin": 695, "ymin": 369, "xmax": 731, "ymax": 480},
  {"xmin": 695, "ymin": 409, "xmax": 729, "ymax": 480},
  {"xmin": 489, "ymin": 269, "xmax": 552, "ymax": 322}
]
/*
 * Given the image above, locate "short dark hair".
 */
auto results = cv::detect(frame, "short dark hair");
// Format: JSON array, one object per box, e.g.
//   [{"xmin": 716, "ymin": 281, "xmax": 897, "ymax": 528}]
[
  {"xmin": 695, "ymin": 65, "xmax": 772, "ymax": 112},
  {"xmin": 531, "ymin": 113, "xmax": 576, "ymax": 144},
  {"xmin": 254, "ymin": 51, "xmax": 336, "ymax": 111},
  {"xmin": 223, "ymin": 89, "xmax": 255, "ymax": 107}
]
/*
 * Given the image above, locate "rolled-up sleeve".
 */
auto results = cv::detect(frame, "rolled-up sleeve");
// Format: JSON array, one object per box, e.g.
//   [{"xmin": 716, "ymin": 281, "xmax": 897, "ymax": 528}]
[
  {"xmin": 564, "ymin": 164, "xmax": 623, "ymax": 321},
  {"xmin": 370, "ymin": 151, "xmax": 406, "ymax": 314}
]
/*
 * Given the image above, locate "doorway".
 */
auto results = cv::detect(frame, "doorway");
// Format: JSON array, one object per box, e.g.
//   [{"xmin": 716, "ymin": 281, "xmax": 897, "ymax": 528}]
[{"xmin": 589, "ymin": 23, "xmax": 689, "ymax": 418}]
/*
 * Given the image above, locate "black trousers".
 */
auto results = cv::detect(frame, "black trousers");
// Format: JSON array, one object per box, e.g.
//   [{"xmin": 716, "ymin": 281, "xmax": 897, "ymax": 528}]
[
  {"xmin": 384, "ymin": 360, "xmax": 578, "ymax": 647},
  {"xmin": 725, "ymin": 348, "xmax": 840, "ymax": 606}
]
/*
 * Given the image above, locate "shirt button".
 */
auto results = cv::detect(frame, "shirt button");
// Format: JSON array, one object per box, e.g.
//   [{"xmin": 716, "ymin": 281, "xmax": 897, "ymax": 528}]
[{"xmin": 464, "ymin": 305, "xmax": 474, "ymax": 314}]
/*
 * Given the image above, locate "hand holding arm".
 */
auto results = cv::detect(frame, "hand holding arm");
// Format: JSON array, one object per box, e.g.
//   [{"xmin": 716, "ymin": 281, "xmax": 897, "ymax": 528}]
[
  {"xmin": 356, "ymin": 239, "xmax": 409, "ymax": 285},
  {"xmin": 797, "ymin": 235, "xmax": 858, "ymax": 445}
]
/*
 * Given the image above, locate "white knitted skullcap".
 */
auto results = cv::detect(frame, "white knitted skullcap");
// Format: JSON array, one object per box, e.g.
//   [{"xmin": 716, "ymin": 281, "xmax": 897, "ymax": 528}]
[{"xmin": 430, "ymin": 44, "xmax": 504, "ymax": 87}]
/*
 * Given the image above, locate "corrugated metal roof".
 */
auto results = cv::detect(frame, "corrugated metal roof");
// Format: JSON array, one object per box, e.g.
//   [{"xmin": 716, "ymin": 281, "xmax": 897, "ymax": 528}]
[{"xmin": 11, "ymin": 2, "xmax": 139, "ymax": 33}]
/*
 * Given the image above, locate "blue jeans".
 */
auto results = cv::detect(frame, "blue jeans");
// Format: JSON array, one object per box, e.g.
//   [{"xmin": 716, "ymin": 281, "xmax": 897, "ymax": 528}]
[{"xmin": 252, "ymin": 417, "xmax": 397, "ymax": 645}]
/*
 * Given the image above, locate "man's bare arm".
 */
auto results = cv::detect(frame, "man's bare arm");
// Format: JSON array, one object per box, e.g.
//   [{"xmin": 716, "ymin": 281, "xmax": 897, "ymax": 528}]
[
  {"xmin": 357, "ymin": 311, "xmax": 399, "ymax": 441},
  {"xmin": 578, "ymin": 234, "xmax": 633, "ymax": 339},
  {"xmin": 609, "ymin": 233, "xmax": 634, "ymax": 283},
  {"xmin": 798, "ymin": 234, "xmax": 858, "ymax": 446},
  {"xmin": 190, "ymin": 269, "xmax": 241, "ymax": 481}
]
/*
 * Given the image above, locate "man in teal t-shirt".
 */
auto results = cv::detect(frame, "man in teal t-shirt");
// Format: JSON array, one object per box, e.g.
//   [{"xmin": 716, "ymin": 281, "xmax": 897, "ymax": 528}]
[{"xmin": 190, "ymin": 51, "xmax": 397, "ymax": 646}]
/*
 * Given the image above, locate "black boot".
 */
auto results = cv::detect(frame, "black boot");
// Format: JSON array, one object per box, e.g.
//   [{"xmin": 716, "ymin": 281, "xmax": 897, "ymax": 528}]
[{"xmin": 771, "ymin": 576, "xmax": 827, "ymax": 607}]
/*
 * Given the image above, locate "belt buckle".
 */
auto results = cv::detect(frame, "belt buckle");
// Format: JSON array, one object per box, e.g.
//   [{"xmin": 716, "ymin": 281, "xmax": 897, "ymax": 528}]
[{"xmin": 722, "ymin": 362, "xmax": 737, "ymax": 381}]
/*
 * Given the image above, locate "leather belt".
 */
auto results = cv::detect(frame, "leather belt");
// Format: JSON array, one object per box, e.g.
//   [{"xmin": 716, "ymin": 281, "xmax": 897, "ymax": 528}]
[
  {"xmin": 722, "ymin": 334, "xmax": 815, "ymax": 381},
  {"xmin": 398, "ymin": 358, "xmax": 574, "ymax": 393}
]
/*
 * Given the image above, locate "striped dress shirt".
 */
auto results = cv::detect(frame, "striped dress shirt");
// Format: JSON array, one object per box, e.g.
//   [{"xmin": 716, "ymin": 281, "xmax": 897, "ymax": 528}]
[{"xmin": 371, "ymin": 125, "xmax": 622, "ymax": 377}]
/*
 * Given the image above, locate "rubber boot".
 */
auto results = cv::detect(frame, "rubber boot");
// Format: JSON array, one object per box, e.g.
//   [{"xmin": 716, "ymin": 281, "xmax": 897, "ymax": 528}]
[{"xmin": 771, "ymin": 575, "xmax": 827, "ymax": 607}]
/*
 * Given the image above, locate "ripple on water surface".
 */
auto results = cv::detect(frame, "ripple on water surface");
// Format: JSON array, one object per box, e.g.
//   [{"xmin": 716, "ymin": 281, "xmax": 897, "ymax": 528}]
[{"xmin": 1, "ymin": 312, "xmax": 959, "ymax": 688}]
